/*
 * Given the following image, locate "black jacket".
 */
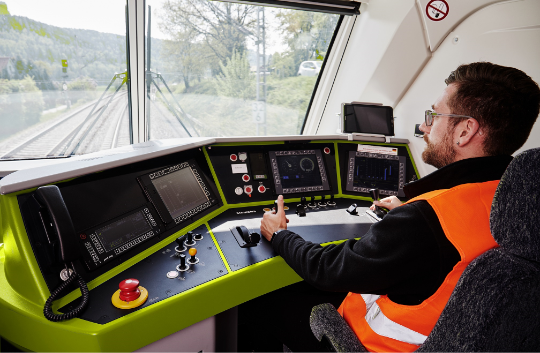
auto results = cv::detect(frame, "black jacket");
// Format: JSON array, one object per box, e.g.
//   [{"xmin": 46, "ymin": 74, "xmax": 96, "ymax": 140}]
[{"xmin": 271, "ymin": 155, "xmax": 513, "ymax": 305}]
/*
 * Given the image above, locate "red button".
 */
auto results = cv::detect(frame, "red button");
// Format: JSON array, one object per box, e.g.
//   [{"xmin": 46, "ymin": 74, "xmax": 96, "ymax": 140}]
[
  {"xmin": 230, "ymin": 154, "xmax": 238, "ymax": 161},
  {"xmin": 258, "ymin": 185, "xmax": 266, "ymax": 193},
  {"xmin": 119, "ymin": 278, "xmax": 141, "ymax": 302},
  {"xmin": 245, "ymin": 187, "xmax": 252, "ymax": 193},
  {"xmin": 242, "ymin": 174, "xmax": 250, "ymax": 182},
  {"xmin": 324, "ymin": 147, "xmax": 331, "ymax": 154}
]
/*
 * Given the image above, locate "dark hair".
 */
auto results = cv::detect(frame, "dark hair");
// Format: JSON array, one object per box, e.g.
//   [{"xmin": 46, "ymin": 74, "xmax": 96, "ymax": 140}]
[{"xmin": 445, "ymin": 62, "xmax": 540, "ymax": 156}]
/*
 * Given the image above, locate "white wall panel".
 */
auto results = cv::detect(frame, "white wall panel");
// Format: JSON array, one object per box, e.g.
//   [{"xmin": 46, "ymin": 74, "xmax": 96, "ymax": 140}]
[
  {"xmin": 394, "ymin": 0, "xmax": 540, "ymax": 177},
  {"xmin": 314, "ymin": 0, "xmax": 429, "ymax": 135}
]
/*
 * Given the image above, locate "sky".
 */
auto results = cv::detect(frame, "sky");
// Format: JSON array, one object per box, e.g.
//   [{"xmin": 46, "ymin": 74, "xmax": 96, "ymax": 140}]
[
  {"xmin": 4, "ymin": 0, "xmax": 168, "ymax": 39},
  {"xmin": 4, "ymin": 0, "xmax": 286, "ymax": 53}
]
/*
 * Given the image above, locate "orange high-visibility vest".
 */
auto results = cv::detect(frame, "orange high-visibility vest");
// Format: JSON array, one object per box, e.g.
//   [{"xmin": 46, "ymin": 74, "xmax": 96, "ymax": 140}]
[{"xmin": 338, "ymin": 181, "xmax": 500, "ymax": 352}]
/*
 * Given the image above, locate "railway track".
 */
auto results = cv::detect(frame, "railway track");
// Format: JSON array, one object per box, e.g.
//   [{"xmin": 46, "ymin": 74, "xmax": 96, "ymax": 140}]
[{"xmin": 0, "ymin": 91, "xmax": 128, "ymax": 160}]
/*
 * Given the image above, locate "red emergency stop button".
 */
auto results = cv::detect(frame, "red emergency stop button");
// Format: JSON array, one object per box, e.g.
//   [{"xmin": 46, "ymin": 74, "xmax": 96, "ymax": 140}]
[
  {"xmin": 258, "ymin": 185, "xmax": 266, "ymax": 193},
  {"xmin": 230, "ymin": 154, "xmax": 238, "ymax": 161},
  {"xmin": 119, "ymin": 278, "xmax": 141, "ymax": 302},
  {"xmin": 244, "ymin": 186, "xmax": 253, "ymax": 194},
  {"xmin": 324, "ymin": 147, "xmax": 331, "ymax": 154},
  {"xmin": 112, "ymin": 278, "xmax": 149, "ymax": 309},
  {"xmin": 242, "ymin": 174, "xmax": 250, "ymax": 182}
]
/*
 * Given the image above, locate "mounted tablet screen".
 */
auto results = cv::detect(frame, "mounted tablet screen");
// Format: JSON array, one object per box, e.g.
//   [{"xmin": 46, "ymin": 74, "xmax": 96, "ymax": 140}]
[
  {"xmin": 342, "ymin": 104, "xmax": 394, "ymax": 136},
  {"xmin": 269, "ymin": 149, "xmax": 330, "ymax": 194}
]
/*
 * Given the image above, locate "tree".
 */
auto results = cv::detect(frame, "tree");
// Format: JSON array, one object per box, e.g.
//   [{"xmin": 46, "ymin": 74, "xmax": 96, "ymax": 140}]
[
  {"xmin": 214, "ymin": 50, "xmax": 254, "ymax": 100},
  {"xmin": 275, "ymin": 10, "xmax": 339, "ymax": 76},
  {"xmin": 160, "ymin": 29, "xmax": 208, "ymax": 91},
  {"xmin": 159, "ymin": 0, "xmax": 257, "ymax": 70}
]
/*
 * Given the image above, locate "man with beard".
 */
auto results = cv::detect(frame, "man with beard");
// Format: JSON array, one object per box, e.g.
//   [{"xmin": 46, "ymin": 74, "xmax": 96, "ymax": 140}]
[{"xmin": 247, "ymin": 62, "xmax": 540, "ymax": 352}]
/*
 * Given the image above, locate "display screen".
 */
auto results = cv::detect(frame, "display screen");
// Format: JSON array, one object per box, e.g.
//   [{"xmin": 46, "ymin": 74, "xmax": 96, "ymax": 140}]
[
  {"xmin": 249, "ymin": 152, "xmax": 268, "ymax": 180},
  {"xmin": 342, "ymin": 104, "xmax": 393, "ymax": 136},
  {"xmin": 276, "ymin": 154, "xmax": 322, "ymax": 188},
  {"xmin": 269, "ymin": 149, "xmax": 330, "ymax": 194},
  {"xmin": 96, "ymin": 210, "xmax": 152, "ymax": 253},
  {"xmin": 352, "ymin": 157, "xmax": 400, "ymax": 191},
  {"xmin": 151, "ymin": 166, "xmax": 209, "ymax": 220},
  {"xmin": 345, "ymin": 151, "xmax": 406, "ymax": 197}
]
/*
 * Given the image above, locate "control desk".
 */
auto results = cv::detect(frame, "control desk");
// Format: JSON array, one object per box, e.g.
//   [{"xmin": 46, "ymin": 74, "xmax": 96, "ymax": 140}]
[{"xmin": 0, "ymin": 135, "xmax": 417, "ymax": 351}]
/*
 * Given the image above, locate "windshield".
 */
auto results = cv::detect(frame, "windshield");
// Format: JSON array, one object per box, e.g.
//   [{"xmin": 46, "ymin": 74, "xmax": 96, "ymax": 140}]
[{"xmin": 0, "ymin": 0, "xmax": 341, "ymax": 160}]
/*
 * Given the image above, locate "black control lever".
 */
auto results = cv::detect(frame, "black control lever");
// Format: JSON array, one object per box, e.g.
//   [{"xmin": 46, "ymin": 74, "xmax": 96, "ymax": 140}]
[
  {"xmin": 308, "ymin": 196, "xmax": 317, "ymax": 208},
  {"xmin": 175, "ymin": 236, "xmax": 187, "ymax": 253},
  {"xmin": 318, "ymin": 195, "xmax": 327, "ymax": 207},
  {"xmin": 328, "ymin": 194, "xmax": 336, "ymax": 207},
  {"xmin": 34, "ymin": 185, "xmax": 79, "ymax": 264},
  {"xmin": 185, "ymin": 231, "xmax": 196, "ymax": 246},
  {"xmin": 368, "ymin": 188, "xmax": 387, "ymax": 219},
  {"xmin": 231, "ymin": 225, "xmax": 260, "ymax": 248}
]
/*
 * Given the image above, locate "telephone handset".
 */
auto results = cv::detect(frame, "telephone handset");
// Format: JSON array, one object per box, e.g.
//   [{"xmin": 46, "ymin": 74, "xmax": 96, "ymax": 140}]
[{"xmin": 34, "ymin": 185, "xmax": 89, "ymax": 322}]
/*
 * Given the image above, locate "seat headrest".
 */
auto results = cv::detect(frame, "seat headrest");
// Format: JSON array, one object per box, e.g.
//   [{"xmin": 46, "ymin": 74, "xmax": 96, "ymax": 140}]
[{"xmin": 490, "ymin": 148, "xmax": 540, "ymax": 262}]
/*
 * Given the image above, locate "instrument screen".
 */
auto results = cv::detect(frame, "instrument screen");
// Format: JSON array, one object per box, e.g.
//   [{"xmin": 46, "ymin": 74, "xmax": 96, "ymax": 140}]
[
  {"xmin": 269, "ymin": 149, "xmax": 330, "ymax": 194},
  {"xmin": 151, "ymin": 166, "xmax": 209, "ymax": 220},
  {"xmin": 345, "ymin": 151, "xmax": 406, "ymax": 197},
  {"xmin": 95, "ymin": 210, "xmax": 152, "ymax": 253}
]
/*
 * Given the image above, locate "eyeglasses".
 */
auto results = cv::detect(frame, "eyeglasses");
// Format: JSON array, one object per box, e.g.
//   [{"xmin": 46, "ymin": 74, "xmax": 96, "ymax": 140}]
[{"xmin": 425, "ymin": 110, "xmax": 473, "ymax": 126}]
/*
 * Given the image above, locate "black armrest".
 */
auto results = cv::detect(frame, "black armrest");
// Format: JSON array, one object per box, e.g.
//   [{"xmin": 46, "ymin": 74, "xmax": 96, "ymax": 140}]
[{"xmin": 310, "ymin": 303, "xmax": 366, "ymax": 352}]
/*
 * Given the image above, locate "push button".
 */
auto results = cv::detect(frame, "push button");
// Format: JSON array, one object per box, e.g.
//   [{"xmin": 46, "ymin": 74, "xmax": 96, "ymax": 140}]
[{"xmin": 111, "ymin": 278, "xmax": 149, "ymax": 309}]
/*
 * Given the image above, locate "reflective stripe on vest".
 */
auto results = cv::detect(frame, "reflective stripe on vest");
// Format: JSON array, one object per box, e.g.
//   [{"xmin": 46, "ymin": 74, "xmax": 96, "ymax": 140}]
[
  {"xmin": 362, "ymin": 294, "xmax": 428, "ymax": 345},
  {"xmin": 339, "ymin": 181, "xmax": 500, "ymax": 352}
]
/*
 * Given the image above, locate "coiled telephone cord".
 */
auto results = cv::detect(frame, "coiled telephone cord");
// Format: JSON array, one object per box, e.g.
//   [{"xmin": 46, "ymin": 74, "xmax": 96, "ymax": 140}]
[{"xmin": 43, "ymin": 271, "xmax": 89, "ymax": 322}]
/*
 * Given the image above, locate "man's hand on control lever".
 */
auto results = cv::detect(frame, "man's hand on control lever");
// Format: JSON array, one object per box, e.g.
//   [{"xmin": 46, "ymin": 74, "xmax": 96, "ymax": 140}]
[
  {"xmin": 261, "ymin": 195, "xmax": 289, "ymax": 241},
  {"xmin": 370, "ymin": 195, "xmax": 402, "ymax": 211}
]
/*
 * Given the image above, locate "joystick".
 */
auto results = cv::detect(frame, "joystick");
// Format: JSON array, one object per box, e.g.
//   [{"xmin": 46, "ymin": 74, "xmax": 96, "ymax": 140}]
[
  {"xmin": 231, "ymin": 225, "xmax": 261, "ymax": 248},
  {"xmin": 177, "ymin": 253, "xmax": 189, "ymax": 272},
  {"xmin": 188, "ymin": 248, "xmax": 199, "ymax": 264},
  {"xmin": 111, "ymin": 278, "xmax": 149, "ymax": 309},
  {"xmin": 327, "ymin": 194, "xmax": 336, "ymax": 207},
  {"xmin": 296, "ymin": 197, "xmax": 307, "ymax": 217},
  {"xmin": 369, "ymin": 188, "xmax": 388, "ymax": 219},
  {"xmin": 185, "ymin": 231, "xmax": 196, "ymax": 246},
  {"xmin": 308, "ymin": 196, "xmax": 317, "ymax": 209},
  {"xmin": 175, "ymin": 235, "xmax": 187, "ymax": 253},
  {"xmin": 318, "ymin": 195, "xmax": 327, "ymax": 207}
]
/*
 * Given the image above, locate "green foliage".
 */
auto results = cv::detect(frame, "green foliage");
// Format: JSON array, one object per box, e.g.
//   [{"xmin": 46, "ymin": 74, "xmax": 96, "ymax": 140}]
[
  {"xmin": 0, "ymin": 76, "xmax": 44, "ymax": 138},
  {"xmin": 273, "ymin": 10, "xmax": 339, "ymax": 78},
  {"xmin": 67, "ymin": 76, "xmax": 97, "ymax": 91},
  {"xmin": 0, "ymin": 11, "xmax": 142, "ymax": 82},
  {"xmin": 214, "ymin": 50, "xmax": 255, "ymax": 100}
]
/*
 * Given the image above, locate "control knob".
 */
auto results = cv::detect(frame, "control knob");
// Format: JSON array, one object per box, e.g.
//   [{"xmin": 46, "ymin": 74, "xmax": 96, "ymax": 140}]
[
  {"xmin": 258, "ymin": 185, "xmax": 266, "ymax": 193},
  {"xmin": 188, "ymin": 248, "xmax": 199, "ymax": 264}
]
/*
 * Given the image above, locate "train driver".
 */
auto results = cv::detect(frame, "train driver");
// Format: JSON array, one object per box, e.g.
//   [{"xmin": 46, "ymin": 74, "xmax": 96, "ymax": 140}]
[{"xmin": 254, "ymin": 62, "xmax": 540, "ymax": 351}]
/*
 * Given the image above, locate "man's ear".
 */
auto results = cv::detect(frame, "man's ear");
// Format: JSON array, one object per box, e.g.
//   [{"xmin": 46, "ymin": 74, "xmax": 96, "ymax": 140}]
[{"xmin": 457, "ymin": 118, "xmax": 482, "ymax": 146}]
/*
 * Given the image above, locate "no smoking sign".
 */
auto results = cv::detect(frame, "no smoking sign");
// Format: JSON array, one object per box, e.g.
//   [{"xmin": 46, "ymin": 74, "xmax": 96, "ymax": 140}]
[{"xmin": 426, "ymin": 0, "xmax": 449, "ymax": 21}]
